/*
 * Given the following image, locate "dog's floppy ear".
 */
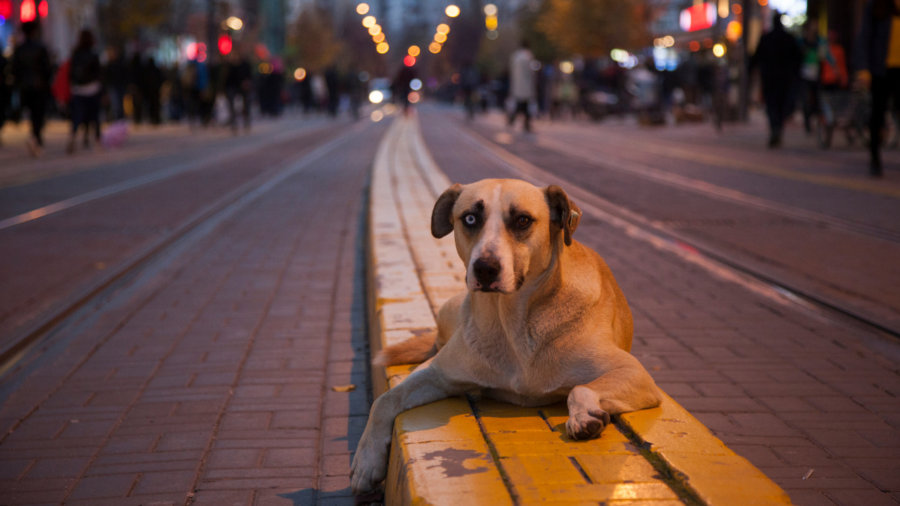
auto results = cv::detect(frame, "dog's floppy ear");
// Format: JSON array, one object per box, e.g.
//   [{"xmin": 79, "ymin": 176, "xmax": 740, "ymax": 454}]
[
  {"xmin": 431, "ymin": 183, "xmax": 462, "ymax": 238},
  {"xmin": 545, "ymin": 185, "xmax": 581, "ymax": 246}
]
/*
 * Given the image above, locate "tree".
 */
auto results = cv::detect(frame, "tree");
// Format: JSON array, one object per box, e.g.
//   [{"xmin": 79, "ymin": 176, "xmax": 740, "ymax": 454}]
[
  {"xmin": 98, "ymin": 0, "xmax": 171, "ymax": 46},
  {"xmin": 285, "ymin": 6, "xmax": 341, "ymax": 73},
  {"xmin": 537, "ymin": 0, "xmax": 651, "ymax": 57}
]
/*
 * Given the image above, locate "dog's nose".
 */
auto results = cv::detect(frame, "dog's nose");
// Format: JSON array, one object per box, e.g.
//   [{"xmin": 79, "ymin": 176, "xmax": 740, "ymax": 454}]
[{"xmin": 473, "ymin": 257, "xmax": 501, "ymax": 287}]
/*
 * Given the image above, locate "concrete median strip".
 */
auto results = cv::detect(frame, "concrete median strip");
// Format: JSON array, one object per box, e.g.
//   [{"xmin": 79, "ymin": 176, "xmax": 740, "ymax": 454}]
[{"xmin": 367, "ymin": 116, "xmax": 792, "ymax": 505}]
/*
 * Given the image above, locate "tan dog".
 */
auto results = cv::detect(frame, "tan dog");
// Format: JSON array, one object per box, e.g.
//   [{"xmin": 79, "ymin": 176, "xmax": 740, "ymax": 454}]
[{"xmin": 351, "ymin": 179, "xmax": 661, "ymax": 494}]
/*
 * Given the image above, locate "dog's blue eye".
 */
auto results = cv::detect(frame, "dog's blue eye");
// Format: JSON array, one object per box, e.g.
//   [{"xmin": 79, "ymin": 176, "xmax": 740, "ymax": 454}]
[{"xmin": 464, "ymin": 214, "xmax": 477, "ymax": 226}]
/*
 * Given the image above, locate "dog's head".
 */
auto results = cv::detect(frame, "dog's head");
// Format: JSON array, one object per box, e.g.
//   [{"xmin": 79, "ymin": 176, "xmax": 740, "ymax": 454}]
[{"xmin": 431, "ymin": 179, "xmax": 581, "ymax": 294}]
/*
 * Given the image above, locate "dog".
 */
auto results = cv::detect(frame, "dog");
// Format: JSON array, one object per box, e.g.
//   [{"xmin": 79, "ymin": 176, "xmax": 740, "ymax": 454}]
[{"xmin": 351, "ymin": 179, "xmax": 662, "ymax": 494}]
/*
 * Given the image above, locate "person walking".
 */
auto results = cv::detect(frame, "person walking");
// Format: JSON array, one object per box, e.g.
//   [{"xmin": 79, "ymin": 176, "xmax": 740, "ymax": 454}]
[
  {"xmin": 67, "ymin": 30, "xmax": 102, "ymax": 154},
  {"xmin": 224, "ymin": 52, "xmax": 252, "ymax": 132},
  {"xmin": 508, "ymin": 39, "xmax": 536, "ymax": 132},
  {"xmin": 751, "ymin": 12, "xmax": 802, "ymax": 147},
  {"xmin": 104, "ymin": 47, "xmax": 128, "ymax": 121},
  {"xmin": 11, "ymin": 21, "xmax": 51, "ymax": 157},
  {"xmin": 0, "ymin": 48, "xmax": 10, "ymax": 147},
  {"xmin": 856, "ymin": 0, "xmax": 900, "ymax": 177}
]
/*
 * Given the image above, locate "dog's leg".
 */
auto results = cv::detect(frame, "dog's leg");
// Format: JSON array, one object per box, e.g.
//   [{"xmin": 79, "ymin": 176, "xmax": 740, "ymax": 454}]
[
  {"xmin": 350, "ymin": 364, "xmax": 466, "ymax": 495},
  {"xmin": 566, "ymin": 352, "xmax": 661, "ymax": 440}
]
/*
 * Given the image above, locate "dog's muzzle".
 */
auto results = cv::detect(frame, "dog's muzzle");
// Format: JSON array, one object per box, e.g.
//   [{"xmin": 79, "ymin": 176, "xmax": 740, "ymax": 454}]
[{"xmin": 472, "ymin": 256, "xmax": 501, "ymax": 292}]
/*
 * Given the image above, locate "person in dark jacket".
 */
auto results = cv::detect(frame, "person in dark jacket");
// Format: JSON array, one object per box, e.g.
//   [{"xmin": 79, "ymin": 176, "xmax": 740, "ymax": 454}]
[
  {"xmin": 68, "ymin": 30, "xmax": 103, "ymax": 154},
  {"xmin": 224, "ymin": 52, "xmax": 252, "ymax": 132},
  {"xmin": 0, "ymin": 50, "xmax": 10, "ymax": 147},
  {"xmin": 12, "ymin": 21, "xmax": 51, "ymax": 157},
  {"xmin": 104, "ymin": 46, "xmax": 128, "ymax": 121},
  {"xmin": 856, "ymin": 0, "xmax": 900, "ymax": 176},
  {"xmin": 750, "ymin": 12, "xmax": 802, "ymax": 147},
  {"xmin": 142, "ymin": 57, "xmax": 163, "ymax": 125}
]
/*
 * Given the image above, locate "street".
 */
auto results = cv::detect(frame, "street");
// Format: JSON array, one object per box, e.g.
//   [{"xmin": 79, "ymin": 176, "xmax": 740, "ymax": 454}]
[{"xmin": 0, "ymin": 108, "xmax": 899, "ymax": 506}]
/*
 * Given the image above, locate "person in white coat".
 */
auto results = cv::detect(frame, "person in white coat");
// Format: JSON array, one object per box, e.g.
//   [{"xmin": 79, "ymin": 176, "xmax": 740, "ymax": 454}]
[{"xmin": 508, "ymin": 40, "xmax": 535, "ymax": 132}]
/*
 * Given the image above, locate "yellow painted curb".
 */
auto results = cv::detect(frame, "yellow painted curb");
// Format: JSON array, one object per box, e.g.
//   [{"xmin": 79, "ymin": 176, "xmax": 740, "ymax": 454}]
[{"xmin": 367, "ymin": 116, "xmax": 792, "ymax": 505}]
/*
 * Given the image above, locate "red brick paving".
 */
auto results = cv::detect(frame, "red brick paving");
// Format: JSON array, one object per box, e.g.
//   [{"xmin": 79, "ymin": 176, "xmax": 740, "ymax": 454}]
[
  {"xmin": 420, "ymin": 109, "xmax": 900, "ymax": 506},
  {"xmin": 0, "ymin": 121, "xmax": 383, "ymax": 505}
]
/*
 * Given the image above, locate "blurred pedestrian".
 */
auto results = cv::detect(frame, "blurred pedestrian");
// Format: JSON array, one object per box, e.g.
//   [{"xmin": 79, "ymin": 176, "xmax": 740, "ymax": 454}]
[
  {"xmin": 821, "ymin": 30, "xmax": 849, "ymax": 90},
  {"xmin": 462, "ymin": 64, "xmax": 480, "ymax": 121},
  {"xmin": 800, "ymin": 20, "xmax": 823, "ymax": 133},
  {"xmin": 129, "ymin": 53, "xmax": 144, "ymax": 124},
  {"xmin": 393, "ymin": 64, "xmax": 416, "ymax": 116},
  {"xmin": 67, "ymin": 30, "xmax": 102, "ymax": 154},
  {"xmin": 325, "ymin": 66, "xmax": 339, "ymax": 117},
  {"xmin": 855, "ymin": 0, "xmax": 900, "ymax": 177},
  {"xmin": 105, "ymin": 47, "xmax": 127, "ymax": 120},
  {"xmin": 224, "ymin": 52, "xmax": 252, "ymax": 132},
  {"xmin": 0, "ymin": 46, "xmax": 10, "ymax": 147},
  {"xmin": 11, "ymin": 21, "xmax": 51, "ymax": 157},
  {"xmin": 143, "ymin": 57, "xmax": 163, "ymax": 125},
  {"xmin": 508, "ymin": 39, "xmax": 535, "ymax": 132},
  {"xmin": 751, "ymin": 12, "xmax": 802, "ymax": 147}
]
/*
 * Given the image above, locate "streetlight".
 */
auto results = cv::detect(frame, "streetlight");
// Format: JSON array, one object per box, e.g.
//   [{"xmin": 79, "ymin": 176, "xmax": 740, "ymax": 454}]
[
  {"xmin": 226, "ymin": 16, "xmax": 243, "ymax": 30},
  {"xmin": 445, "ymin": 4, "xmax": 460, "ymax": 17}
]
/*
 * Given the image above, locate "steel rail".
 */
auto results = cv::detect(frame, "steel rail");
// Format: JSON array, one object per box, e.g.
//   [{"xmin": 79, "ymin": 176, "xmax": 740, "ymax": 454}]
[
  {"xmin": 0, "ymin": 120, "xmax": 333, "ymax": 232},
  {"xmin": 446, "ymin": 123, "xmax": 900, "ymax": 345},
  {"xmin": 0, "ymin": 121, "xmax": 371, "ymax": 379}
]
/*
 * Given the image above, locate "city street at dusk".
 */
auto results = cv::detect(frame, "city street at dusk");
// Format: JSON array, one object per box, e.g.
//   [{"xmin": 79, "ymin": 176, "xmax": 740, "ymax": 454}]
[{"xmin": 1, "ymin": 1, "xmax": 899, "ymax": 505}]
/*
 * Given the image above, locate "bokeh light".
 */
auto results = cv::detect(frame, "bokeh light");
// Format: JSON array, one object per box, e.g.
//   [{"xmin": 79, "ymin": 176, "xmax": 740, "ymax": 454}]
[
  {"xmin": 408, "ymin": 92, "xmax": 420, "ymax": 104},
  {"xmin": 410, "ymin": 79, "xmax": 422, "ymax": 91},
  {"xmin": 356, "ymin": 3, "xmax": 369, "ymax": 15},
  {"xmin": 403, "ymin": 55, "xmax": 416, "ymax": 67},
  {"xmin": 376, "ymin": 42, "xmax": 389, "ymax": 54},
  {"xmin": 408, "ymin": 45, "xmax": 420, "ymax": 57},
  {"xmin": 445, "ymin": 5, "xmax": 460, "ymax": 17},
  {"xmin": 560, "ymin": 61, "xmax": 574, "ymax": 74},
  {"xmin": 434, "ymin": 32, "xmax": 447, "ymax": 43},
  {"xmin": 226, "ymin": 16, "xmax": 243, "ymax": 30},
  {"xmin": 294, "ymin": 68, "xmax": 307, "ymax": 81},
  {"xmin": 371, "ymin": 110, "xmax": 384, "ymax": 122},
  {"xmin": 368, "ymin": 24, "xmax": 381, "ymax": 36},
  {"xmin": 428, "ymin": 42, "xmax": 442, "ymax": 54},
  {"xmin": 713, "ymin": 43, "xmax": 726, "ymax": 57},
  {"xmin": 362, "ymin": 15, "xmax": 376, "ymax": 27},
  {"xmin": 373, "ymin": 33, "xmax": 385, "ymax": 43},
  {"xmin": 369, "ymin": 90, "xmax": 384, "ymax": 104},
  {"xmin": 436, "ymin": 23, "xmax": 450, "ymax": 34},
  {"xmin": 484, "ymin": 3, "xmax": 497, "ymax": 16}
]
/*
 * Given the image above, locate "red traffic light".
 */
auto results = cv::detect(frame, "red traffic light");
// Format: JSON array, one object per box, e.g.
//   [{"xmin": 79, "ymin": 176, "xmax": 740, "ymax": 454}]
[{"xmin": 218, "ymin": 34, "xmax": 233, "ymax": 55}]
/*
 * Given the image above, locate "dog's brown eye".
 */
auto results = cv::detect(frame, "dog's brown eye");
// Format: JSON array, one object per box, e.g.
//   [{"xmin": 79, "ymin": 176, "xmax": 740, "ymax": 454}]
[{"xmin": 516, "ymin": 216, "xmax": 532, "ymax": 229}]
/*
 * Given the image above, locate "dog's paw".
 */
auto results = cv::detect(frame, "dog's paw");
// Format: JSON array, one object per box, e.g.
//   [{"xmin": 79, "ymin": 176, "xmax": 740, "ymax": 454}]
[
  {"xmin": 350, "ymin": 437, "xmax": 389, "ymax": 496},
  {"xmin": 566, "ymin": 409, "xmax": 611, "ymax": 441}
]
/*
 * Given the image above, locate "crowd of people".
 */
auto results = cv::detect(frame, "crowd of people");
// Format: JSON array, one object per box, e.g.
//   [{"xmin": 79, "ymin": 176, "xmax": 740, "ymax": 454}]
[
  {"xmin": 753, "ymin": 0, "xmax": 898, "ymax": 176},
  {"xmin": 0, "ymin": 21, "xmax": 360, "ymax": 159}
]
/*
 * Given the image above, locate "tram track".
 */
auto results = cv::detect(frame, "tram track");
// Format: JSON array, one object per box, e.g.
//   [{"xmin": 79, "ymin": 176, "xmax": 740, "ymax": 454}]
[
  {"xmin": 444, "ymin": 121, "xmax": 900, "ymax": 348},
  {"xmin": 0, "ymin": 120, "xmax": 371, "ymax": 379}
]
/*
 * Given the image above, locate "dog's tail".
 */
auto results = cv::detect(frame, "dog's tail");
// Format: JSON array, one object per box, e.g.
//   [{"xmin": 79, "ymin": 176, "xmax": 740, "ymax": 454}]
[{"xmin": 373, "ymin": 332, "xmax": 437, "ymax": 367}]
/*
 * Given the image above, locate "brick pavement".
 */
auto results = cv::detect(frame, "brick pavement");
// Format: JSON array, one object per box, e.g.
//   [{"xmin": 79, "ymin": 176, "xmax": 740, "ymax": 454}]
[
  {"xmin": 419, "ymin": 110, "xmax": 900, "ymax": 506},
  {"xmin": 0, "ymin": 121, "xmax": 385, "ymax": 505},
  {"xmin": 0, "ymin": 120, "xmax": 347, "ymax": 347}
]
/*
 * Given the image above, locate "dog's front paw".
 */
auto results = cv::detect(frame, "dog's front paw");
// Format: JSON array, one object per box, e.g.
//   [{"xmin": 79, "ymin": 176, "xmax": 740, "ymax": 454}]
[
  {"xmin": 566, "ymin": 409, "xmax": 610, "ymax": 441},
  {"xmin": 350, "ymin": 436, "xmax": 389, "ymax": 496}
]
